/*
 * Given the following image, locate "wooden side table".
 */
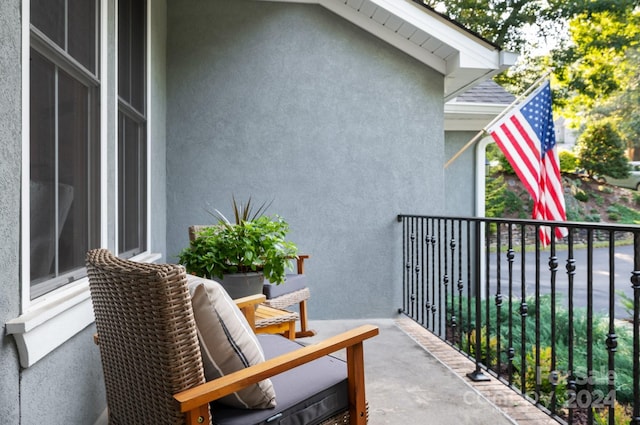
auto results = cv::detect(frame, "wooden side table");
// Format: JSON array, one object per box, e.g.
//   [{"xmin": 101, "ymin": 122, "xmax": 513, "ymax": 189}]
[{"xmin": 254, "ymin": 304, "xmax": 299, "ymax": 340}]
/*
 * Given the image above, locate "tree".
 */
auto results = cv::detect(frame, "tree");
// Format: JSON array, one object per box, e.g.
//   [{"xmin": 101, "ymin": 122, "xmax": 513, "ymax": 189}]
[
  {"xmin": 423, "ymin": 0, "xmax": 542, "ymax": 51},
  {"xmin": 576, "ymin": 121, "xmax": 629, "ymax": 178},
  {"xmin": 430, "ymin": 0, "xmax": 640, "ymax": 155}
]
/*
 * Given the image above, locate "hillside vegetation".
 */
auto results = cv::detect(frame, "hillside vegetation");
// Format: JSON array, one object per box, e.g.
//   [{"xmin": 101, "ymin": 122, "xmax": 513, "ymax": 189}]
[{"xmin": 486, "ymin": 172, "xmax": 640, "ymax": 225}]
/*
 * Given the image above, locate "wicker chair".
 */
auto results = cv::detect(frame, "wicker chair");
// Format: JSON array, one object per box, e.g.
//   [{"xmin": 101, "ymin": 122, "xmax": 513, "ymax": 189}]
[
  {"xmin": 189, "ymin": 225, "xmax": 316, "ymax": 338},
  {"xmin": 86, "ymin": 249, "xmax": 378, "ymax": 425}
]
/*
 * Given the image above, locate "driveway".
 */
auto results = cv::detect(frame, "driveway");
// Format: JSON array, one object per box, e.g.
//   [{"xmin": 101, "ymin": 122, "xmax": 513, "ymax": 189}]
[{"xmin": 487, "ymin": 243, "xmax": 636, "ymax": 319}]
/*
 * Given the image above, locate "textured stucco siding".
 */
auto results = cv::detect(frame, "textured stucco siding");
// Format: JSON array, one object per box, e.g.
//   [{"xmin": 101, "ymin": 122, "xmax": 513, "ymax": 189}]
[
  {"xmin": 166, "ymin": 0, "xmax": 445, "ymax": 319},
  {"xmin": 0, "ymin": 0, "xmax": 23, "ymax": 422},
  {"xmin": 445, "ymin": 130, "xmax": 479, "ymax": 217}
]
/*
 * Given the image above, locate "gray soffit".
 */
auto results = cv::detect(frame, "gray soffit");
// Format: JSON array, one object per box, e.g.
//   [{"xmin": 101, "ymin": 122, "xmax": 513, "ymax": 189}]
[{"xmin": 257, "ymin": 0, "xmax": 519, "ymax": 100}]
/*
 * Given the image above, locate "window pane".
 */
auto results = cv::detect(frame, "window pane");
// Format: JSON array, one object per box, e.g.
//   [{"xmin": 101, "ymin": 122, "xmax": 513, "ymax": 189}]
[
  {"xmin": 118, "ymin": 0, "xmax": 131, "ymax": 102},
  {"xmin": 118, "ymin": 113, "xmax": 147, "ymax": 256},
  {"xmin": 30, "ymin": 51, "xmax": 56, "ymax": 282},
  {"xmin": 130, "ymin": 0, "xmax": 145, "ymax": 113},
  {"xmin": 118, "ymin": 0, "xmax": 145, "ymax": 113},
  {"xmin": 57, "ymin": 70, "xmax": 90, "ymax": 274},
  {"xmin": 68, "ymin": 0, "xmax": 97, "ymax": 73},
  {"xmin": 31, "ymin": 0, "xmax": 65, "ymax": 48},
  {"xmin": 118, "ymin": 0, "xmax": 147, "ymax": 258},
  {"xmin": 29, "ymin": 55, "xmax": 100, "ymax": 296},
  {"xmin": 29, "ymin": 0, "xmax": 101, "ymax": 298}
]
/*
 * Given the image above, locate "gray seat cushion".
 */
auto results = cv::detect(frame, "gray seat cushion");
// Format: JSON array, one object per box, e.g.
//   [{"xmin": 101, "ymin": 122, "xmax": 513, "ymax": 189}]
[
  {"xmin": 263, "ymin": 274, "xmax": 308, "ymax": 299},
  {"xmin": 211, "ymin": 334, "xmax": 348, "ymax": 425}
]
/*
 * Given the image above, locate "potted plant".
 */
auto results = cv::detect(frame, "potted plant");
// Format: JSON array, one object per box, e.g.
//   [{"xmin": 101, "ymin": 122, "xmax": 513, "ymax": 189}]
[{"xmin": 178, "ymin": 198, "xmax": 298, "ymax": 299}]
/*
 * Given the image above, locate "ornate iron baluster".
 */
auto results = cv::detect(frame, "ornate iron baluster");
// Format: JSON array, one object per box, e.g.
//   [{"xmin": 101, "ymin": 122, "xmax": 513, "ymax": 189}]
[
  {"xmin": 507, "ymin": 224, "xmax": 515, "ymax": 386},
  {"xmin": 520, "ymin": 224, "xmax": 528, "ymax": 395},
  {"xmin": 631, "ymin": 231, "xmax": 640, "ymax": 425},
  {"xmin": 606, "ymin": 230, "xmax": 617, "ymax": 425},
  {"xmin": 566, "ymin": 230, "xmax": 576, "ymax": 425},
  {"xmin": 548, "ymin": 238, "xmax": 559, "ymax": 415}
]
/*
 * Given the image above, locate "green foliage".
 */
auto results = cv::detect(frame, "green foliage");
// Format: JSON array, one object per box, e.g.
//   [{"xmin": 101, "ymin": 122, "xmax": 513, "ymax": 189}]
[
  {"xmin": 576, "ymin": 121, "xmax": 629, "ymax": 178},
  {"xmin": 585, "ymin": 213, "xmax": 602, "ymax": 222},
  {"xmin": 498, "ymin": 155, "xmax": 516, "ymax": 174},
  {"xmin": 559, "ymin": 150, "xmax": 578, "ymax": 173},
  {"xmin": 485, "ymin": 173, "xmax": 527, "ymax": 218},
  {"xmin": 606, "ymin": 203, "xmax": 640, "ymax": 223},
  {"xmin": 178, "ymin": 199, "xmax": 297, "ymax": 284},
  {"xmin": 574, "ymin": 190, "xmax": 589, "ymax": 202},
  {"xmin": 593, "ymin": 402, "xmax": 632, "ymax": 425},
  {"xmin": 553, "ymin": 9, "xmax": 640, "ymax": 119},
  {"xmin": 633, "ymin": 192, "xmax": 640, "ymax": 206},
  {"xmin": 450, "ymin": 294, "xmax": 635, "ymax": 406},
  {"xmin": 601, "ymin": 185, "xmax": 614, "ymax": 194},
  {"xmin": 422, "ymin": 0, "xmax": 540, "ymax": 51},
  {"xmin": 616, "ymin": 290, "xmax": 634, "ymax": 319},
  {"xmin": 428, "ymin": 0, "xmax": 640, "ymax": 150}
]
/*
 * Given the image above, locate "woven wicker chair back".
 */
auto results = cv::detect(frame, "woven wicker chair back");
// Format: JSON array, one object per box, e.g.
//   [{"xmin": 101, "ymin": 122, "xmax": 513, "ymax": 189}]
[{"xmin": 86, "ymin": 249, "xmax": 209, "ymax": 425}]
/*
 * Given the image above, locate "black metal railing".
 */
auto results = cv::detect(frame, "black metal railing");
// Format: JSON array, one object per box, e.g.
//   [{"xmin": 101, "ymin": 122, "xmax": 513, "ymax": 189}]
[{"xmin": 398, "ymin": 214, "xmax": 640, "ymax": 425}]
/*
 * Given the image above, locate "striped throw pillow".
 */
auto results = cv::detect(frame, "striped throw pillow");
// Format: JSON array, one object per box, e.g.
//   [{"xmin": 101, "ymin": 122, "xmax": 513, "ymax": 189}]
[{"xmin": 187, "ymin": 275, "xmax": 276, "ymax": 409}]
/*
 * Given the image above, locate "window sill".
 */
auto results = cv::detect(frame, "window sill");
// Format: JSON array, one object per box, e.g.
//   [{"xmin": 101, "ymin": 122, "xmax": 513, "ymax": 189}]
[{"xmin": 6, "ymin": 252, "xmax": 162, "ymax": 368}]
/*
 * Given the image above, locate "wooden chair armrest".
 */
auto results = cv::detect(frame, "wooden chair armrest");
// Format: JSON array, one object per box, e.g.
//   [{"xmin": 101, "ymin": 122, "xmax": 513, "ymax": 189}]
[
  {"xmin": 175, "ymin": 324, "xmax": 379, "ymax": 425},
  {"xmin": 234, "ymin": 294, "xmax": 266, "ymax": 330},
  {"xmin": 234, "ymin": 294, "xmax": 266, "ymax": 309}
]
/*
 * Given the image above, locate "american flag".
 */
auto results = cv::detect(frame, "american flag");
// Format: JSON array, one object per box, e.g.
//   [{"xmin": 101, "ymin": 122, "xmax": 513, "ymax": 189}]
[{"xmin": 487, "ymin": 80, "xmax": 567, "ymax": 245}]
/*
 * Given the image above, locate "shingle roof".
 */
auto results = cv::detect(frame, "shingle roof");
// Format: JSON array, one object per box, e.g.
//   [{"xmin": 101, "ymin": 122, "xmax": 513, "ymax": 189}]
[{"xmin": 451, "ymin": 80, "xmax": 515, "ymax": 105}]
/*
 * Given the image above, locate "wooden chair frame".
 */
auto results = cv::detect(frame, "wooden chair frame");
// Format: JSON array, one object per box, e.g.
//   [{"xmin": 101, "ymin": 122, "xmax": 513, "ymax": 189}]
[
  {"xmin": 88, "ymin": 249, "xmax": 378, "ymax": 425},
  {"xmin": 175, "ymin": 324, "xmax": 379, "ymax": 425}
]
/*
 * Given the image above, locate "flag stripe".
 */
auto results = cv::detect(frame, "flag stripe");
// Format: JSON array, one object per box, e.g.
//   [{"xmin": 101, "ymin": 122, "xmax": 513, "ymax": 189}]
[
  {"xmin": 487, "ymin": 80, "xmax": 567, "ymax": 245},
  {"xmin": 491, "ymin": 121, "xmax": 540, "ymax": 198}
]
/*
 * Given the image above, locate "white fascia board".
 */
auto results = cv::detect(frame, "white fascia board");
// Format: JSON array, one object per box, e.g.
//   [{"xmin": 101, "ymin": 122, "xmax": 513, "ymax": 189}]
[
  {"xmin": 444, "ymin": 102, "xmax": 509, "ymax": 131},
  {"xmin": 361, "ymin": 0, "xmax": 502, "ymax": 69},
  {"xmin": 445, "ymin": 102, "xmax": 509, "ymax": 116}
]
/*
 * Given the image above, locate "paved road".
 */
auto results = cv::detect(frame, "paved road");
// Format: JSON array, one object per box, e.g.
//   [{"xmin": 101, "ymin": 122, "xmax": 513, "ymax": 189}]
[{"xmin": 487, "ymin": 244, "xmax": 637, "ymax": 318}]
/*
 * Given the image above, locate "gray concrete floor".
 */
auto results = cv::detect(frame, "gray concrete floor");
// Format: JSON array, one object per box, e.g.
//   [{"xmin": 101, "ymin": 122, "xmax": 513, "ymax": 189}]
[{"xmin": 302, "ymin": 319, "xmax": 517, "ymax": 425}]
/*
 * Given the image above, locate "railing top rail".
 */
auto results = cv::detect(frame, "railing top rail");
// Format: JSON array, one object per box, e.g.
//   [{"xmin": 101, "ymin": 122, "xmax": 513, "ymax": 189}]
[{"xmin": 397, "ymin": 214, "xmax": 640, "ymax": 233}]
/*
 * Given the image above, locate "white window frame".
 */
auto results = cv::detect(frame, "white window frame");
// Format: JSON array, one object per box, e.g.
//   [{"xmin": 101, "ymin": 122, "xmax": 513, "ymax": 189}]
[
  {"xmin": 115, "ymin": 0, "xmax": 150, "ymax": 258},
  {"xmin": 6, "ymin": 0, "xmax": 158, "ymax": 369}
]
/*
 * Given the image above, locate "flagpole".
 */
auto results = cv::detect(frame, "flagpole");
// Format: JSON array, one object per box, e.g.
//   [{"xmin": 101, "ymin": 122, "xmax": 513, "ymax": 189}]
[{"xmin": 444, "ymin": 70, "xmax": 554, "ymax": 169}]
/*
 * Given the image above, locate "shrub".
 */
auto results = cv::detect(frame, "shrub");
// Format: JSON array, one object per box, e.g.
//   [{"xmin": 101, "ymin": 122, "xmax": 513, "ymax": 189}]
[
  {"xmin": 559, "ymin": 150, "xmax": 578, "ymax": 173},
  {"xmin": 576, "ymin": 121, "xmax": 629, "ymax": 179},
  {"xmin": 575, "ymin": 190, "xmax": 589, "ymax": 202},
  {"xmin": 449, "ymin": 294, "xmax": 635, "ymax": 405}
]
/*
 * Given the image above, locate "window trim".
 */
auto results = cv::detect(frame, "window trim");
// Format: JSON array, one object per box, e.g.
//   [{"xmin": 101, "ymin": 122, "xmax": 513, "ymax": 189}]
[
  {"xmin": 115, "ymin": 0, "xmax": 149, "ymax": 258},
  {"xmin": 7, "ymin": 0, "xmax": 157, "ymax": 369}
]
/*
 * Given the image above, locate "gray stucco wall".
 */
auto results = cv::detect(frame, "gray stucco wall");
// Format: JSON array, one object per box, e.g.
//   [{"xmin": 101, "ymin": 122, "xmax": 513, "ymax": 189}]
[
  {"xmin": 166, "ymin": 0, "xmax": 445, "ymax": 319},
  {"xmin": 445, "ymin": 131, "xmax": 479, "ymax": 217},
  {"xmin": 0, "ymin": 1, "xmax": 167, "ymax": 423},
  {"xmin": 0, "ymin": 1, "xmax": 23, "ymax": 423}
]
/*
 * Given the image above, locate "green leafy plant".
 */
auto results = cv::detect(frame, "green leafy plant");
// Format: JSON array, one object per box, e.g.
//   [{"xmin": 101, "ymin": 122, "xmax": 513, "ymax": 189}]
[
  {"xmin": 178, "ymin": 198, "xmax": 298, "ymax": 284},
  {"xmin": 559, "ymin": 150, "xmax": 578, "ymax": 174}
]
